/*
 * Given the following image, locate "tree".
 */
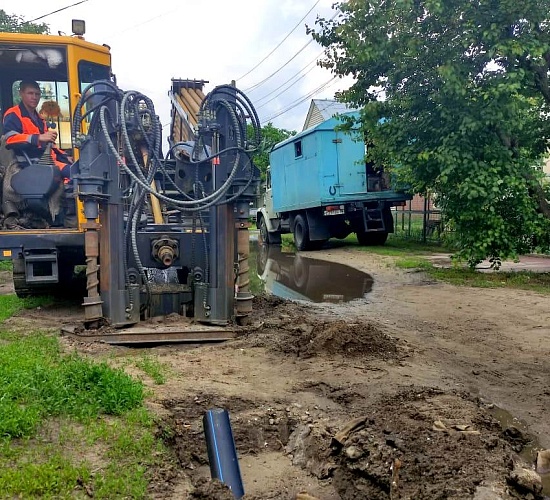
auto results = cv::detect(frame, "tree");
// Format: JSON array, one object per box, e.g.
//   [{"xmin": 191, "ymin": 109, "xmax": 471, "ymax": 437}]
[
  {"xmin": 0, "ymin": 9, "xmax": 49, "ymax": 34},
  {"xmin": 310, "ymin": 0, "xmax": 550, "ymax": 266},
  {"xmin": 249, "ymin": 123, "xmax": 296, "ymax": 181}
]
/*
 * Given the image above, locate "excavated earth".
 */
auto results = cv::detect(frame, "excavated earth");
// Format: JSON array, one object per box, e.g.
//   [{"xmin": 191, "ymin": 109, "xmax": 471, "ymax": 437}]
[{"xmin": 2, "ymin": 243, "xmax": 550, "ymax": 500}]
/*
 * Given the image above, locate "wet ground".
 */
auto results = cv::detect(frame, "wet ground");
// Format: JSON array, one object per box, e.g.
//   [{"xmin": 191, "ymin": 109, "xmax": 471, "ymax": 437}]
[{"xmin": 1, "ymin": 241, "xmax": 550, "ymax": 499}]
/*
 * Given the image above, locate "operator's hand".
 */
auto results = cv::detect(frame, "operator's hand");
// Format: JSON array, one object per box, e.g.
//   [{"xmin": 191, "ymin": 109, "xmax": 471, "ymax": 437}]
[{"xmin": 38, "ymin": 130, "xmax": 57, "ymax": 143}]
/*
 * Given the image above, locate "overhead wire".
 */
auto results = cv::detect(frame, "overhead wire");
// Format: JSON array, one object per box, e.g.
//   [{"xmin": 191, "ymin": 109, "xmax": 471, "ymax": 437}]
[
  {"xmin": 236, "ymin": 0, "xmax": 321, "ymax": 82},
  {"xmin": 260, "ymin": 76, "xmax": 339, "ymax": 125},
  {"xmin": 255, "ymin": 62, "xmax": 318, "ymax": 110},
  {"xmin": 244, "ymin": 38, "xmax": 315, "ymax": 93},
  {"xmin": 253, "ymin": 50, "xmax": 323, "ymax": 105},
  {"xmin": 26, "ymin": 0, "xmax": 90, "ymax": 23},
  {"xmin": 243, "ymin": 10, "xmax": 339, "ymax": 94}
]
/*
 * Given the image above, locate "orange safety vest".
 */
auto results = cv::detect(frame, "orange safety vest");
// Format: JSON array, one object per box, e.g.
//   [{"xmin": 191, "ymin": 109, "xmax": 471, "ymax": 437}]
[{"xmin": 2, "ymin": 103, "xmax": 70, "ymax": 173}]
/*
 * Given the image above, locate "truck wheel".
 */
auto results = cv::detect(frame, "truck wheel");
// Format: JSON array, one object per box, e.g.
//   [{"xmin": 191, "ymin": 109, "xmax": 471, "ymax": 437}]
[
  {"xmin": 356, "ymin": 231, "xmax": 388, "ymax": 246},
  {"xmin": 259, "ymin": 216, "xmax": 281, "ymax": 245},
  {"xmin": 293, "ymin": 214, "xmax": 311, "ymax": 251}
]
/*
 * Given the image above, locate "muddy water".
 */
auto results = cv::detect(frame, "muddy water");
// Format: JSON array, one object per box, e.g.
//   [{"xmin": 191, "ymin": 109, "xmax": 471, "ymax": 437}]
[
  {"xmin": 249, "ymin": 243, "xmax": 373, "ymax": 303},
  {"xmin": 491, "ymin": 406, "xmax": 550, "ymax": 497}
]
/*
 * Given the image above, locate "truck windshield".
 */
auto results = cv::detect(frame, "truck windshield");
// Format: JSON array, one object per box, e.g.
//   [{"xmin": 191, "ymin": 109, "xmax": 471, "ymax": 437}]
[{"xmin": 0, "ymin": 43, "xmax": 69, "ymax": 144}]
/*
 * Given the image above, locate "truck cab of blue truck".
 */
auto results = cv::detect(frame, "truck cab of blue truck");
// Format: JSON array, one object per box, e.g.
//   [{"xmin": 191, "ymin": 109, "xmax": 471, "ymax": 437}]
[{"xmin": 256, "ymin": 112, "xmax": 412, "ymax": 250}]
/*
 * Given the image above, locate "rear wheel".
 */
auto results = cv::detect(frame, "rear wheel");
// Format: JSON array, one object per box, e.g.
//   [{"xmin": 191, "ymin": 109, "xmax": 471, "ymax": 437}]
[{"xmin": 293, "ymin": 214, "xmax": 310, "ymax": 251}]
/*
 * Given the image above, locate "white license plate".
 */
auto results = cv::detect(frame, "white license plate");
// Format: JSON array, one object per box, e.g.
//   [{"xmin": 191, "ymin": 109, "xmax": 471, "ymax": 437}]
[{"xmin": 324, "ymin": 209, "xmax": 345, "ymax": 216}]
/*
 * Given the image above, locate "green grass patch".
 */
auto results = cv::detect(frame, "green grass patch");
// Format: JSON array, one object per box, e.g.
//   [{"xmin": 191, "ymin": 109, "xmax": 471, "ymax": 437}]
[
  {"xmin": 428, "ymin": 267, "xmax": 550, "ymax": 293},
  {"xmin": 134, "ymin": 355, "xmax": 168, "ymax": 385},
  {"xmin": 0, "ymin": 333, "xmax": 144, "ymax": 439},
  {"xmin": 393, "ymin": 256, "xmax": 550, "ymax": 294},
  {"xmin": 0, "ymin": 261, "xmax": 12, "ymax": 271},
  {"xmin": 395, "ymin": 256, "xmax": 434, "ymax": 270},
  {"xmin": 0, "ymin": 452, "xmax": 90, "ymax": 498},
  {"xmin": 0, "ymin": 332, "xmax": 170, "ymax": 498},
  {"xmin": 0, "ymin": 294, "xmax": 53, "ymax": 324}
]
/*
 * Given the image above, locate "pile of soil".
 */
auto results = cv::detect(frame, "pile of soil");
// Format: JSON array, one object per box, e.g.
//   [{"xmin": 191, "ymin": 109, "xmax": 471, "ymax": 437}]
[
  {"xmin": 325, "ymin": 388, "xmax": 541, "ymax": 499},
  {"xmin": 241, "ymin": 296, "xmax": 399, "ymax": 361},
  {"xmin": 154, "ymin": 386, "xmax": 543, "ymax": 499}
]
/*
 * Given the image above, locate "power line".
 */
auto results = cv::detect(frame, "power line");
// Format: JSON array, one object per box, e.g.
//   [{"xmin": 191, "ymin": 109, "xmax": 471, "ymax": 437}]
[
  {"xmin": 243, "ymin": 10, "xmax": 339, "ymax": 94},
  {"xmin": 255, "ymin": 65, "xmax": 317, "ymax": 110},
  {"xmin": 26, "ymin": 0, "xmax": 90, "ymax": 23},
  {"xmin": 236, "ymin": 0, "xmax": 321, "ymax": 82},
  {"xmin": 255, "ymin": 51, "xmax": 323, "ymax": 103},
  {"xmin": 261, "ymin": 76, "xmax": 339, "ymax": 125},
  {"xmin": 244, "ymin": 38, "xmax": 315, "ymax": 93},
  {"xmin": 107, "ymin": 7, "xmax": 181, "ymax": 38}
]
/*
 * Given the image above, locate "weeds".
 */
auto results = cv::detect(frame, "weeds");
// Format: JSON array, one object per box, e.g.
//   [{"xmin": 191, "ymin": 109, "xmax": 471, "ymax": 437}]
[
  {"xmin": 134, "ymin": 355, "xmax": 168, "ymax": 385},
  {"xmin": 0, "ymin": 331, "xmax": 167, "ymax": 498},
  {"xmin": 0, "ymin": 294, "xmax": 53, "ymax": 323}
]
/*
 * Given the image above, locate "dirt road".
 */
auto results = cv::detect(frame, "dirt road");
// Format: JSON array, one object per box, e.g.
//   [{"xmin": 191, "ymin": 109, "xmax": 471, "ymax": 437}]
[{"xmin": 4, "ymin": 243, "xmax": 550, "ymax": 499}]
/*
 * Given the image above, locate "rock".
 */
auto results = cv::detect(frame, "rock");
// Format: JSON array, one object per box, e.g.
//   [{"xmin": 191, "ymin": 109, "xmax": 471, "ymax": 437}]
[
  {"xmin": 473, "ymin": 485, "xmax": 504, "ymax": 500},
  {"xmin": 508, "ymin": 465, "xmax": 542, "ymax": 495},
  {"xmin": 344, "ymin": 445, "xmax": 363, "ymax": 460},
  {"xmin": 536, "ymin": 449, "xmax": 550, "ymax": 474}
]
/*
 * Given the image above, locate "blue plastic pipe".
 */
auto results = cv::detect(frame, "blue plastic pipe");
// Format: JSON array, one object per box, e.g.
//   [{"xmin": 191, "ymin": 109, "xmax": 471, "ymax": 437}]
[{"xmin": 203, "ymin": 408, "xmax": 245, "ymax": 499}]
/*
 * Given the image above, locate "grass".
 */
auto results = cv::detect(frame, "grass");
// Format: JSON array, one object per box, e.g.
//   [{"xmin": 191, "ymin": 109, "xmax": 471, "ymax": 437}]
[
  {"xmin": 134, "ymin": 355, "xmax": 168, "ymax": 385},
  {"xmin": 0, "ymin": 326, "xmax": 171, "ymax": 498},
  {"xmin": 0, "ymin": 261, "xmax": 13, "ymax": 271},
  {"xmin": 0, "ymin": 294, "xmax": 53, "ymax": 323},
  {"xmin": 427, "ymin": 267, "xmax": 550, "ymax": 293},
  {"xmin": 391, "ymin": 252, "xmax": 550, "ymax": 294}
]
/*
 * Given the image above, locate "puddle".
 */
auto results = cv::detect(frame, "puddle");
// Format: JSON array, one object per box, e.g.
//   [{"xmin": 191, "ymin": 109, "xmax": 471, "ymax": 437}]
[
  {"xmin": 490, "ymin": 406, "xmax": 550, "ymax": 496},
  {"xmin": 250, "ymin": 243, "xmax": 373, "ymax": 303}
]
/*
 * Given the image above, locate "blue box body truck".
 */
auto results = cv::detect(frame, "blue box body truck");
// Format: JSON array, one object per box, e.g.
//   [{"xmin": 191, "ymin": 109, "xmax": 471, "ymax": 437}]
[{"xmin": 256, "ymin": 112, "xmax": 411, "ymax": 250}]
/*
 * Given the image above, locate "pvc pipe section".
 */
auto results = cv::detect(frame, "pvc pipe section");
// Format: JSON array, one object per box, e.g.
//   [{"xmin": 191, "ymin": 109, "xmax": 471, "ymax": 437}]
[{"xmin": 203, "ymin": 408, "xmax": 245, "ymax": 498}]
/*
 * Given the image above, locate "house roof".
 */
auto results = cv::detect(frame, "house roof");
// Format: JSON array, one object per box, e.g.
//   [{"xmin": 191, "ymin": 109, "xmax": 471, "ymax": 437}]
[
  {"xmin": 273, "ymin": 110, "xmax": 360, "ymax": 151},
  {"xmin": 302, "ymin": 99, "xmax": 358, "ymax": 131}
]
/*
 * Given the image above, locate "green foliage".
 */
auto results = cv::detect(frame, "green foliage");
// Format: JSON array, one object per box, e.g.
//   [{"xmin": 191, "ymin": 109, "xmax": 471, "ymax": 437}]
[
  {"xmin": 0, "ymin": 333, "xmax": 144, "ymax": 439},
  {"xmin": 0, "ymin": 453, "xmax": 90, "ymax": 498},
  {"xmin": 0, "ymin": 9, "xmax": 49, "ymax": 34},
  {"xmin": 248, "ymin": 122, "xmax": 296, "ymax": 181},
  {"xmin": 134, "ymin": 355, "xmax": 167, "ymax": 385},
  {"xmin": 310, "ymin": 0, "xmax": 550, "ymax": 267},
  {"xmin": 0, "ymin": 333, "xmax": 163, "ymax": 498},
  {"xmin": 0, "ymin": 294, "xmax": 53, "ymax": 324}
]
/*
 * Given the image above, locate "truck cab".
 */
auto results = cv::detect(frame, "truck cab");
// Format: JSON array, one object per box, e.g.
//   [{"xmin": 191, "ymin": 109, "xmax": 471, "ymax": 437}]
[{"xmin": 0, "ymin": 24, "xmax": 112, "ymax": 295}]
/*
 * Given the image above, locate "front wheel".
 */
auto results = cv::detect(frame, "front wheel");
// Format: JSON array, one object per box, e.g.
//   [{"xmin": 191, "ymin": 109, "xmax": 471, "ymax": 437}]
[{"xmin": 259, "ymin": 216, "xmax": 281, "ymax": 245}]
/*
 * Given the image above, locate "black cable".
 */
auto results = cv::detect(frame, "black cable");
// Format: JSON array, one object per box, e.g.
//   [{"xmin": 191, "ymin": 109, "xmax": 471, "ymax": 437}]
[
  {"xmin": 26, "ymin": 0, "xmax": 90, "ymax": 23},
  {"xmin": 244, "ymin": 39, "xmax": 315, "ymax": 93},
  {"xmin": 236, "ymin": 0, "xmax": 321, "ymax": 82},
  {"xmin": 260, "ymin": 76, "xmax": 338, "ymax": 124}
]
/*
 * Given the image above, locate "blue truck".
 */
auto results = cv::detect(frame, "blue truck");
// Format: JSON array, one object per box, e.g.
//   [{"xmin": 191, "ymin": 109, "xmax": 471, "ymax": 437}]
[{"xmin": 256, "ymin": 112, "xmax": 411, "ymax": 250}]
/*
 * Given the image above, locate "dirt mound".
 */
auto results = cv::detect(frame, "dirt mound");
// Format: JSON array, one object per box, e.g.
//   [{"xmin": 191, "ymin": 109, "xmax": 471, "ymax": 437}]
[
  {"xmin": 325, "ymin": 388, "xmax": 539, "ymax": 499},
  {"xmin": 188, "ymin": 478, "xmax": 234, "ymax": 499},
  {"xmin": 241, "ymin": 296, "xmax": 399, "ymax": 360}
]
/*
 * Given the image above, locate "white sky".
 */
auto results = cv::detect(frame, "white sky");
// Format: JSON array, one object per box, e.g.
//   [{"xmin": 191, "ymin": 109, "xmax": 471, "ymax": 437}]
[{"xmin": 12, "ymin": 0, "xmax": 354, "ymax": 136}]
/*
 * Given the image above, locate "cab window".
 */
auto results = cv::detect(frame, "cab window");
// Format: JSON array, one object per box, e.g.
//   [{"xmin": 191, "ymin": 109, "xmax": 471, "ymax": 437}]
[
  {"xmin": 11, "ymin": 80, "xmax": 71, "ymax": 149},
  {"xmin": 0, "ymin": 43, "xmax": 68, "ymax": 144},
  {"xmin": 77, "ymin": 61, "xmax": 111, "ymax": 125}
]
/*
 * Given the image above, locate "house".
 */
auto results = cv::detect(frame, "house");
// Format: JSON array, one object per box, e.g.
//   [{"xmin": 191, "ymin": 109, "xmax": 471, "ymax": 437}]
[{"xmin": 302, "ymin": 99, "xmax": 358, "ymax": 131}]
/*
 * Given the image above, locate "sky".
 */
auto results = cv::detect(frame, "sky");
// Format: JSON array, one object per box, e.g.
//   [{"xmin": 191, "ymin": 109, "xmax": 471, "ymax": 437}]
[{"xmin": 12, "ymin": 0, "xmax": 355, "ymax": 137}]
